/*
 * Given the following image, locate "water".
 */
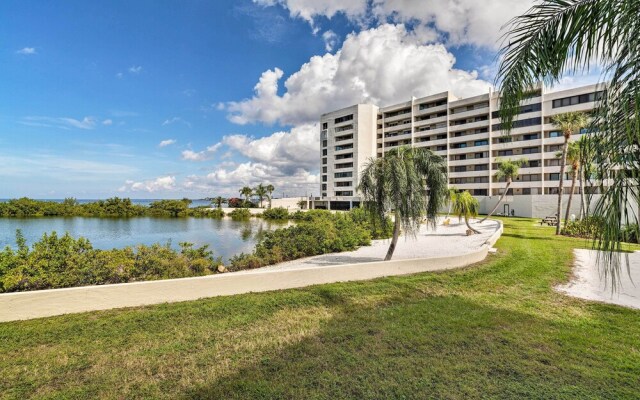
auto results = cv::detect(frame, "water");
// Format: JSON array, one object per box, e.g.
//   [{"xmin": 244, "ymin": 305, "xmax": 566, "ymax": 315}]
[{"xmin": 0, "ymin": 217, "xmax": 289, "ymax": 263}]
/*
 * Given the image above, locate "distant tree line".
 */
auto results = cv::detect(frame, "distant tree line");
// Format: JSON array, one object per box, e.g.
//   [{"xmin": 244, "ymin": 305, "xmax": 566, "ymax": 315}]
[{"xmin": 0, "ymin": 197, "xmax": 229, "ymax": 218}]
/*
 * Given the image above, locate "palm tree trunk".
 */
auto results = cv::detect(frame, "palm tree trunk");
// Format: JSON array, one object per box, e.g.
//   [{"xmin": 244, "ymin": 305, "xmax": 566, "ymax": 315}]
[
  {"xmin": 465, "ymin": 215, "xmax": 481, "ymax": 234},
  {"xmin": 579, "ymin": 165, "xmax": 586, "ymax": 219},
  {"xmin": 480, "ymin": 181, "xmax": 511, "ymax": 223},
  {"xmin": 384, "ymin": 212, "xmax": 401, "ymax": 261},
  {"xmin": 556, "ymin": 136, "xmax": 569, "ymax": 235},
  {"xmin": 564, "ymin": 172, "xmax": 577, "ymax": 227}
]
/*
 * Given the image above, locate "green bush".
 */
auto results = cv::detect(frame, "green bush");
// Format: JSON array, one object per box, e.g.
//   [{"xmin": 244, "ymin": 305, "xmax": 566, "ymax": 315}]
[
  {"xmin": 561, "ymin": 216, "xmax": 604, "ymax": 239},
  {"xmin": 262, "ymin": 207, "xmax": 289, "ymax": 220},
  {"xmin": 229, "ymin": 208, "xmax": 252, "ymax": 220},
  {"xmin": 188, "ymin": 207, "xmax": 225, "ymax": 218},
  {"xmin": 229, "ymin": 211, "xmax": 372, "ymax": 271},
  {"xmin": 0, "ymin": 230, "xmax": 221, "ymax": 292},
  {"xmin": 622, "ymin": 223, "xmax": 639, "ymax": 244}
]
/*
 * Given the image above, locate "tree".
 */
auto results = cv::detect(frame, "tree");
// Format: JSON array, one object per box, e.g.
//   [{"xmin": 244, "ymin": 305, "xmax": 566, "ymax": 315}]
[
  {"xmin": 560, "ymin": 142, "xmax": 581, "ymax": 226},
  {"xmin": 495, "ymin": 0, "xmax": 640, "ymax": 276},
  {"xmin": 266, "ymin": 184, "xmax": 275, "ymax": 208},
  {"xmin": 550, "ymin": 112, "xmax": 589, "ymax": 234},
  {"xmin": 297, "ymin": 199, "xmax": 307, "ymax": 209},
  {"xmin": 239, "ymin": 186, "xmax": 253, "ymax": 206},
  {"xmin": 254, "ymin": 184, "xmax": 267, "ymax": 208},
  {"xmin": 452, "ymin": 191, "xmax": 481, "ymax": 234},
  {"xmin": 445, "ymin": 187, "xmax": 458, "ymax": 219},
  {"xmin": 480, "ymin": 159, "xmax": 526, "ymax": 222},
  {"xmin": 358, "ymin": 146, "xmax": 447, "ymax": 261},
  {"xmin": 213, "ymin": 196, "xmax": 226, "ymax": 209}
]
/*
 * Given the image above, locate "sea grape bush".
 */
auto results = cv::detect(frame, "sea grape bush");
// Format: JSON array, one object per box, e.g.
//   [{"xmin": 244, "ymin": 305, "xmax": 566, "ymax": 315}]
[{"xmin": 0, "ymin": 230, "xmax": 221, "ymax": 292}]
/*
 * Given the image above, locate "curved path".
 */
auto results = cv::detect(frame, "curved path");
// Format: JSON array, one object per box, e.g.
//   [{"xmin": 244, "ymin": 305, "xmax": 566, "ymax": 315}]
[{"xmin": 0, "ymin": 219, "xmax": 502, "ymax": 322}]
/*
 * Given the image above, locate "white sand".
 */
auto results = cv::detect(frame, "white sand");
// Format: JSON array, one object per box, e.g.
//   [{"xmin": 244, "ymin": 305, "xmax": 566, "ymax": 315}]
[
  {"xmin": 557, "ymin": 249, "xmax": 640, "ymax": 310},
  {"xmin": 235, "ymin": 218, "xmax": 501, "ymax": 273}
]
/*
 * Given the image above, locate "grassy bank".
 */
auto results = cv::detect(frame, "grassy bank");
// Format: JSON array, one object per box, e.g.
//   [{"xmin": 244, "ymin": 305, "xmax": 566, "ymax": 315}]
[{"xmin": 1, "ymin": 218, "xmax": 639, "ymax": 399}]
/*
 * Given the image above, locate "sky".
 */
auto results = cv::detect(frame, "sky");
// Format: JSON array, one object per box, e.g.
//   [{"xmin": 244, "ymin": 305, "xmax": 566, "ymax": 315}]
[{"xmin": 0, "ymin": 0, "xmax": 601, "ymax": 199}]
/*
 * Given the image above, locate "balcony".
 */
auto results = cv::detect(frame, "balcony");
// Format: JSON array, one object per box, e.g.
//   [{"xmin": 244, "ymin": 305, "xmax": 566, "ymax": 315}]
[
  {"xmin": 449, "ymin": 119, "xmax": 490, "ymax": 132},
  {"xmin": 449, "ymin": 107, "xmax": 489, "ymax": 120},
  {"xmin": 449, "ymin": 132, "xmax": 490, "ymax": 144}
]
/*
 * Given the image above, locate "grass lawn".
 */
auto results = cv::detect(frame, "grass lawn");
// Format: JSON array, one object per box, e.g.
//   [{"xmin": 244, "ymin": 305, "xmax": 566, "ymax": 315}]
[{"xmin": 1, "ymin": 217, "xmax": 639, "ymax": 399}]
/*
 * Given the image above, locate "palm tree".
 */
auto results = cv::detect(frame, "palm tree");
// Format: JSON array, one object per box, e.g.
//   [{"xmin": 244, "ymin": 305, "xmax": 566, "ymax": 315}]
[
  {"xmin": 444, "ymin": 187, "xmax": 458, "ymax": 219},
  {"xmin": 560, "ymin": 142, "xmax": 581, "ymax": 226},
  {"xmin": 550, "ymin": 112, "xmax": 589, "ymax": 234},
  {"xmin": 495, "ymin": 0, "xmax": 640, "ymax": 276},
  {"xmin": 254, "ymin": 184, "xmax": 267, "ymax": 208},
  {"xmin": 265, "ymin": 184, "xmax": 275, "ymax": 208},
  {"xmin": 213, "ymin": 196, "xmax": 226, "ymax": 209},
  {"xmin": 358, "ymin": 146, "xmax": 447, "ymax": 261},
  {"xmin": 577, "ymin": 135, "xmax": 594, "ymax": 219},
  {"xmin": 239, "ymin": 186, "xmax": 252, "ymax": 207},
  {"xmin": 480, "ymin": 158, "xmax": 526, "ymax": 223},
  {"xmin": 452, "ymin": 191, "xmax": 481, "ymax": 234}
]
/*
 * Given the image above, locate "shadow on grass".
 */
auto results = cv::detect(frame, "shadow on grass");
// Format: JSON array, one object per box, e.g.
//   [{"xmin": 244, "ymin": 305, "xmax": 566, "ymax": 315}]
[{"xmin": 182, "ymin": 291, "xmax": 640, "ymax": 400}]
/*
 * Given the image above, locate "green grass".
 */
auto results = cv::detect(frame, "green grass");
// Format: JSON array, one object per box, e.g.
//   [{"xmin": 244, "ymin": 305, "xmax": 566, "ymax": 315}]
[{"xmin": 1, "ymin": 218, "xmax": 639, "ymax": 399}]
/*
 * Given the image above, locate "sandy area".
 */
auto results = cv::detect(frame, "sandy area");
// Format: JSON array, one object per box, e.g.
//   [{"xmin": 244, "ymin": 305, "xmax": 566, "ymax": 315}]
[
  {"xmin": 557, "ymin": 249, "xmax": 640, "ymax": 310},
  {"xmin": 235, "ymin": 218, "xmax": 501, "ymax": 273}
]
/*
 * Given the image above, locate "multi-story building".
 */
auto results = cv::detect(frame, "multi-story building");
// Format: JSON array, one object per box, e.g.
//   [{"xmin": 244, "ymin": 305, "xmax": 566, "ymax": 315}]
[{"xmin": 312, "ymin": 83, "xmax": 605, "ymax": 217}]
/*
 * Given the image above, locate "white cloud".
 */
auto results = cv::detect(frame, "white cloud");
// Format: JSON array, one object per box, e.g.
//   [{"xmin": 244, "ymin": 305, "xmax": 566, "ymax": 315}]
[
  {"xmin": 116, "ymin": 72, "xmax": 124, "ymax": 79},
  {"xmin": 256, "ymin": 0, "xmax": 534, "ymax": 48},
  {"xmin": 322, "ymin": 30, "xmax": 339, "ymax": 52},
  {"xmin": 119, "ymin": 176, "xmax": 176, "ymax": 193},
  {"xmin": 129, "ymin": 65, "xmax": 143, "ymax": 74},
  {"xmin": 102, "ymin": 119, "xmax": 113, "ymax": 126},
  {"xmin": 21, "ymin": 116, "xmax": 97, "ymax": 130},
  {"xmin": 223, "ymin": 24, "xmax": 491, "ymax": 125},
  {"xmin": 254, "ymin": 0, "xmax": 368, "ymax": 34},
  {"xmin": 16, "ymin": 47, "xmax": 36, "ymax": 55},
  {"xmin": 162, "ymin": 117, "xmax": 191, "ymax": 128},
  {"xmin": 181, "ymin": 143, "xmax": 222, "ymax": 161},
  {"xmin": 158, "ymin": 139, "xmax": 177, "ymax": 147}
]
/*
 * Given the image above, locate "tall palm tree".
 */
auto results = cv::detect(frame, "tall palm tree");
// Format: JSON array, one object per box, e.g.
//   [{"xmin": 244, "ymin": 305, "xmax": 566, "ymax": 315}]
[
  {"xmin": 480, "ymin": 158, "xmax": 526, "ymax": 223},
  {"xmin": 239, "ymin": 186, "xmax": 252, "ymax": 206},
  {"xmin": 359, "ymin": 146, "xmax": 447, "ymax": 261},
  {"xmin": 254, "ymin": 184, "xmax": 267, "ymax": 208},
  {"xmin": 560, "ymin": 142, "xmax": 581, "ymax": 226},
  {"xmin": 495, "ymin": 0, "xmax": 640, "ymax": 277},
  {"xmin": 265, "ymin": 184, "xmax": 275, "ymax": 208},
  {"xmin": 452, "ymin": 191, "xmax": 481, "ymax": 234},
  {"xmin": 550, "ymin": 112, "xmax": 589, "ymax": 234},
  {"xmin": 213, "ymin": 196, "xmax": 225, "ymax": 209}
]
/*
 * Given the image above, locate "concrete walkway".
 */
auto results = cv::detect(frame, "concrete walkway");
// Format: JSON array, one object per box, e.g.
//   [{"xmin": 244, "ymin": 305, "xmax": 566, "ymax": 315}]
[
  {"xmin": 557, "ymin": 249, "xmax": 640, "ymax": 310},
  {"xmin": 0, "ymin": 220, "xmax": 502, "ymax": 322}
]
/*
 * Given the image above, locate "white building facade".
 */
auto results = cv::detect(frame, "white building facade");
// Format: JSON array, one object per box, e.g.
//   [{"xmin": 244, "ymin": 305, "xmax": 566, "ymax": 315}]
[{"xmin": 313, "ymin": 84, "xmax": 605, "ymax": 217}]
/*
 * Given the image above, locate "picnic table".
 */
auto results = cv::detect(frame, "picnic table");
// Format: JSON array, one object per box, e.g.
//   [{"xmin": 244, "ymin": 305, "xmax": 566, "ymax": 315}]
[{"xmin": 540, "ymin": 215, "xmax": 558, "ymax": 226}]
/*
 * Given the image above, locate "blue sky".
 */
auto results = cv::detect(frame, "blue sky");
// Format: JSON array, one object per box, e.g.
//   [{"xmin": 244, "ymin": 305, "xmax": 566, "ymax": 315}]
[{"xmin": 0, "ymin": 0, "xmax": 598, "ymax": 199}]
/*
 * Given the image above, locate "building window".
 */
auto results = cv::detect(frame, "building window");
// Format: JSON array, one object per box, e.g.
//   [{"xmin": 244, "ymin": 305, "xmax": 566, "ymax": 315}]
[
  {"xmin": 335, "ymin": 144, "xmax": 353, "ymax": 151},
  {"xmin": 322, "ymin": 122, "xmax": 328, "ymax": 130},
  {"xmin": 452, "ymin": 143, "xmax": 467, "ymax": 149},
  {"xmin": 548, "ymin": 131, "xmax": 561, "ymax": 138},
  {"xmin": 334, "ymin": 114, "xmax": 354, "ymax": 124},
  {"xmin": 335, "ymin": 191, "xmax": 353, "ymax": 196},
  {"xmin": 497, "ymin": 150, "xmax": 513, "ymax": 156},
  {"xmin": 475, "ymin": 152, "xmax": 488, "ymax": 159},
  {"xmin": 322, "ymin": 175, "xmax": 327, "ymax": 182},
  {"xmin": 454, "ymin": 166, "xmax": 466, "ymax": 172},
  {"xmin": 523, "ymin": 134, "xmax": 539, "ymax": 141},
  {"xmin": 335, "ymin": 124, "xmax": 353, "ymax": 133},
  {"xmin": 335, "ymin": 153, "xmax": 353, "ymax": 160},
  {"xmin": 522, "ymin": 147, "xmax": 540, "ymax": 154},
  {"xmin": 549, "ymin": 173, "xmax": 560, "ymax": 181},
  {"xmin": 491, "ymin": 103, "xmax": 541, "ymax": 118},
  {"xmin": 523, "ymin": 188, "xmax": 531, "ymax": 195},
  {"xmin": 322, "ymin": 167, "xmax": 327, "ymax": 173},
  {"xmin": 473, "ymin": 189, "xmax": 488, "ymax": 196},
  {"xmin": 335, "ymin": 134, "xmax": 353, "ymax": 142},
  {"xmin": 498, "ymin": 137, "xmax": 512, "ymax": 143},
  {"xmin": 321, "ymin": 184, "xmax": 327, "ymax": 190},
  {"xmin": 334, "ymin": 172, "xmax": 353, "ymax": 178},
  {"xmin": 436, "ymin": 145, "xmax": 447, "ymax": 151},
  {"xmin": 322, "ymin": 158, "xmax": 327, "ymax": 165},
  {"xmin": 322, "ymin": 140, "xmax": 327, "ymax": 147},
  {"xmin": 474, "ymin": 177, "xmax": 489, "ymax": 183},
  {"xmin": 552, "ymin": 91, "xmax": 604, "ymax": 108},
  {"xmin": 474, "ymin": 140, "xmax": 488, "ymax": 146},
  {"xmin": 528, "ymin": 160, "xmax": 540, "ymax": 168},
  {"xmin": 334, "ymin": 181, "xmax": 352, "ymax": 187},
  {"xmin": 322, "ymin": 149, "xmax": 327, "ymax": 156},
  {"xmin": 335, "ymin": 162, "xmax": 354, "ymax": 169},
  {"xmin": 492, "ymin": 117, "xmax": 542, "ymax": 131}
]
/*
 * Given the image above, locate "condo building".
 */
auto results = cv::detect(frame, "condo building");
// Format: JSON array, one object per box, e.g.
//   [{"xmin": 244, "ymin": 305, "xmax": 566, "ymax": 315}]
[{"xmin": 312, "ymin": 84, "xmax": 605, "ymax": 216}]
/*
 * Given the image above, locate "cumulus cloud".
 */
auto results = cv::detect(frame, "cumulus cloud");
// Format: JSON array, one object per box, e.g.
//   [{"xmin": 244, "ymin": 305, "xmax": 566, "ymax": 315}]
[
  {"xmin": 119, "ymin": 176, "xmax": 176, "ymax": 193},
  {"xmin": 158, "ymin": 139, "xmax": 177, "ymax": 147},
  {"xmin": 254, "ymin": 0, "xmax": 368, "ymax": 33},
  {"xmin": 16, "ymin": 47, "xmax": 36, "ymax": 55},
  {"xmin": 128, "ymin": 65, "xmax": 143, "ymax": 74},
  {"xmin": 256, "ymin": 0, "xmax": 534, "ymax": 48},
  {"xmin": 20, "ymin": 116, "xmax": 97, "ymax": 130},
  {"xmin": 322, "ymin": 30, "xmax": 339, "ymax": 52},
  {"xmin": 223, "ymin": 24, "xmax": 491, "ymax": 125},
  {"xmin": 181, "ymin": 143, "xmax": 222, "ymax": 161},
  {"xmin": 102, "ymin": 119, "xmax": 113, "ymax": 126}
]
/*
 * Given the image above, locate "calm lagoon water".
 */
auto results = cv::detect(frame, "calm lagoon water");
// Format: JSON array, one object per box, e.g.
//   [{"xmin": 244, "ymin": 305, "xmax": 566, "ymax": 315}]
[{"xmin": 0, "ymin": 217, "xmax": 289, "ymax": 263}]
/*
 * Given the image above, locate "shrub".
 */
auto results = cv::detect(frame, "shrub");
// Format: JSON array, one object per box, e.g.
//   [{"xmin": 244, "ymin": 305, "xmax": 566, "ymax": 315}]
[
  {"xmin": 622, "ymin": 223, "xmax": 639, "ymax": 244},
  {"xmin": 227, "ymin": 198, "xmax": 244, "ymax": 208},
  {"xmin": 148, "ymin": 199, "xmax": 191, "ymax": 217},
  {"xmin": 228, "ymin": 211, "xmax": 371, "ymax": 271},
  {"xmin": 189, "ymin": 207, "xmax": 225, "ymax": 218},
  {"xmin": 0, "ymin": 230, "xmax": 220, "ymax": 292},
  {"xmin": 262, "ymin": 207, "xmax": 289, "ymax": 220},
  {"xmin": 229, "ymin": 208, "xmax": 252, "ymax": 220},
  {"xmin": 561, "ymin": 216, "xmax": 604, "ymax": 239}
]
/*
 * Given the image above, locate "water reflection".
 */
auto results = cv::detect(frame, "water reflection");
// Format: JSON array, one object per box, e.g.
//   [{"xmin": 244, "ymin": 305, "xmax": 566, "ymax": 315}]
[{"xmin": 0, "ymin": 217, "xmax": 290, "ymax": 263}]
